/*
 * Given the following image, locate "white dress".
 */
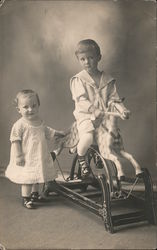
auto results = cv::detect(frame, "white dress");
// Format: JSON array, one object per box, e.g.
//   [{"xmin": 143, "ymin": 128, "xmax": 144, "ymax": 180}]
[{"xmin": 5, "ymin": 118, "xmax": 57, "ymax": 184}]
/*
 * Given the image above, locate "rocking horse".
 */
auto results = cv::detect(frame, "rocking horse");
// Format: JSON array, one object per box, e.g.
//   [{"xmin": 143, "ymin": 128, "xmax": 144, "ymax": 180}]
[
  {"xmin": 44, "ymin": 98, "xmax": 156, "ymax": 233},
  {"xmin": 96, "ymin": 98, "xmax": 143, "ymax": 180}
]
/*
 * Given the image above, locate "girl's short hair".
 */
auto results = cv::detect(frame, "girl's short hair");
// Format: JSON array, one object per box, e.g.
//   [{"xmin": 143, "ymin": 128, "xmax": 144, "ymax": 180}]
[
  {"xmin": 75, "ymin": 39, "xmax": 101, "ymax": 57},
  {"xmin": 14, "ymin": 89, "xmax": 40, "ymax": 107}
]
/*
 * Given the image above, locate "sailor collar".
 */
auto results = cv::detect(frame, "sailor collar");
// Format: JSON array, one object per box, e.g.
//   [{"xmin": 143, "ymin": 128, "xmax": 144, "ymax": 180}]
[{"xmin": 72, "ymin": 70, "xmax": 115, "ymax": 89}]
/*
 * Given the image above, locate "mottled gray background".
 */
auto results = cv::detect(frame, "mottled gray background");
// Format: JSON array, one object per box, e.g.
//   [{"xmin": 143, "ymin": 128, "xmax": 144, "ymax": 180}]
[{"xmin": 0, "ymin": 0, "xmax": 156, "ymax": 179}]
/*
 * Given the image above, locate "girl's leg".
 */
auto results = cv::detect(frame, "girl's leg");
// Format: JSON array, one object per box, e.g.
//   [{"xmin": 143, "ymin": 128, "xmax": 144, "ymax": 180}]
[
  {"xmin": 21, "ymin": 184, "xmax": 36, "ymax": 209},
  {"xmin": 31, "ymin": 183, "xmax": 39, "ymax": 193},
  {"xmin": 21, "ymin": 184, "xmax": 32, "ymax": 197},
  {"xmin": 77, "ymin": 132, "xmax": 93, "ymax": 178}
]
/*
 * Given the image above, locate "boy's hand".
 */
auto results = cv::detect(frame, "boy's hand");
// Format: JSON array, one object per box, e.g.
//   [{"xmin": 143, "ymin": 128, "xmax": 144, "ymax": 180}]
[
  {"xmin": 121, "ymin": 109, "xmax": 131, "ymax": 120},
  {"xmin": 16, "ymin": 155, "xmax": 25, "ymax": 166},
  {"xmin": 89, "ymin": 106, "xmax": 103, "ymax": 120}
]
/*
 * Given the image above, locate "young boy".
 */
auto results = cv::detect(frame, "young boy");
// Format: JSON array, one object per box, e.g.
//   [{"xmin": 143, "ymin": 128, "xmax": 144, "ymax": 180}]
[{"xmin": 70, "ymin": 39, "xmax": 129, "ymax": 178}]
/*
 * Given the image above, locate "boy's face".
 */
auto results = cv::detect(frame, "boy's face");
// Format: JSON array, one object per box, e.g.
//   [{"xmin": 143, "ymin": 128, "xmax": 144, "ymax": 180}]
[
  {"xmin": 77, "ymin": 50, "xmax": 101, "ymax": 74},
  {"xmin": 17, "ymin": 94, "xmax": 39, "ymax": 121}
]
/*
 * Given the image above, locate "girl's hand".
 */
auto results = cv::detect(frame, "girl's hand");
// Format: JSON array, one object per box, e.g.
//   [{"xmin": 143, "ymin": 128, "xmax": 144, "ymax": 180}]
[
  {"xmin": 16, "ymin": 155, "xmax": 25, "ymax": 166},
  {"xmin": 54, "ymin": 131, "xmax": 66, "ymax": 149}
]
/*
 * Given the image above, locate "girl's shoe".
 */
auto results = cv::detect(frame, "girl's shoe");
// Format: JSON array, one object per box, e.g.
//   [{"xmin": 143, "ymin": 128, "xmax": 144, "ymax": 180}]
[
  {"xmin": 23, "ymin": 197, "xmax": 36, "ymax": 209},
  {"xmin": 31, "ymin": 192, "xmax": 48, "ymax": 202},
  {"xmin": 31, "ymin": 192, "xmax": 40, "ymax": 202},
  {"xmin": 31, "ymin": 192, "xmax": 45, "ymax": 202}
]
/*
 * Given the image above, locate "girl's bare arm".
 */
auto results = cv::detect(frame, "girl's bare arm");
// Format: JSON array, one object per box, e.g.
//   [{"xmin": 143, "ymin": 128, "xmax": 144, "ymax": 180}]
[{"xmin": 12, "ymin": 140, "xmax": 25, "ymax": 166}]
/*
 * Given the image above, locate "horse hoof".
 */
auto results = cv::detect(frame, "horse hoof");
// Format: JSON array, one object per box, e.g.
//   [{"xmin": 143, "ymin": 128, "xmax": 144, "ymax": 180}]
[{"xmin": 136, "ymin": 172, "xmax": 144, "ymax": 178}]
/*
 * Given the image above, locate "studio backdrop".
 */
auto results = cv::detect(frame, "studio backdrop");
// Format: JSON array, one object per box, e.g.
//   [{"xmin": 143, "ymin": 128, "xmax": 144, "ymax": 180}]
[{"xmin": 0, "ymin": 0, "xmax": 156, "ymax": 180}]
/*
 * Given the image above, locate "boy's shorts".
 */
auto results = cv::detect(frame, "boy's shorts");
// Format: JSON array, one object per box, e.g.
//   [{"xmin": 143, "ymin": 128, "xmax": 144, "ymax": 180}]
[{"xmin": 77, "ymin": 119, "xmax": 95, "ymax": 135}]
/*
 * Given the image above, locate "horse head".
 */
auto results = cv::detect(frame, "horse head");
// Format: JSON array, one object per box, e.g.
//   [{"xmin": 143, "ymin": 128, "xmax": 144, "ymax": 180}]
[{"xmin": 107, "ymin": 98, "xmax": 130, "ymax": 120}]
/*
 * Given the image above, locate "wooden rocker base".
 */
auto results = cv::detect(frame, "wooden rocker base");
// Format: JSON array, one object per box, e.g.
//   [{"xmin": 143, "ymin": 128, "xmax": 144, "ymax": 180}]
[{"xmin": 46, "ymin": 167, "xmax": 156, "ymax": 233}]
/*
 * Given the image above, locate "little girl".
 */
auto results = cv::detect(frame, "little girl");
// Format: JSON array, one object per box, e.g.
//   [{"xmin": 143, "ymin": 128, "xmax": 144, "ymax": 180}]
[
  {"xmin": 5, "ymin": 89, "xmax": 64, "ymax": 209},
  {"xmin": 70, "ymin": 39, "xmax": 130, "ymax": 179}
]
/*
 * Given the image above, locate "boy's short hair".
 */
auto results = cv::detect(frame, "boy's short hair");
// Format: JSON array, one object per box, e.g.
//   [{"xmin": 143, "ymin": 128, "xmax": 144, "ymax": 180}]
[
  {"xmin": 14, "ymin": 89, "xmax": 40, "ymax": 107},
  {"xmin": 75, "ymin": 39, "xmax": 101, "ymax": 57}
]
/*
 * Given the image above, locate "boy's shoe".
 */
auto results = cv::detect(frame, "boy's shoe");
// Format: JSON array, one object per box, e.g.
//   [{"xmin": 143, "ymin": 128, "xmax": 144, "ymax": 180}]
[
  {"xmin": 78, "ymin": 156, "xmax": 90, "ymax": 179},
  {"xmin": 23, "ymin": 197, "xmax": 36, "ymax": 209},
  {"xmin": 81, "ymin": 164, "xmax": 90, "ymax": 178}
]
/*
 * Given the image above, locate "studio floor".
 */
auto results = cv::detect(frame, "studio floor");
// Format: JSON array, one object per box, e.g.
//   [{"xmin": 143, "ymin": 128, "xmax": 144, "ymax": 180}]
[{"xmin": 0, "ymin": 176, "xmax": 157, "ymax": 250}]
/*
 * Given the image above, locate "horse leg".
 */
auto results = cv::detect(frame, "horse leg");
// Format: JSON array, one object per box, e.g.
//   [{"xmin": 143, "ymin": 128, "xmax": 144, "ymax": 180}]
[
  {"xmin": 99, "ymin": 133, "xmax": 125, "ymax": 180},
  {"xmin": 107, "ymin": 153, "xmax": 125, "ymax": 180},
  {"xmin": 120, "ymin": 150, "xmax": 143, "ymax": 176}
]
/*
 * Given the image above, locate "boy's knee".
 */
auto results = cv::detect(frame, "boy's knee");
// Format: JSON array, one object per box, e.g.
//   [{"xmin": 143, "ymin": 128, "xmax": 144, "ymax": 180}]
[
  {"xmin": 77, "ymin": 132, "xmax": 93, "ymax": 156},
  {"xmin": 81, "ymin": 132, "xmax": 93, "ymax": 144}
]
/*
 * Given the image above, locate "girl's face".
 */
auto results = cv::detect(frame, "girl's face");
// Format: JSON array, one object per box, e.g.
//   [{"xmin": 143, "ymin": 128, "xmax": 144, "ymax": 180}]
[
  {"xmin": 17, "ymin": 94, "xmax": 40, "ymax": 121},
  {"xmin": 77, "ymin": 50, "xmax": 101, "ymax": 74}
]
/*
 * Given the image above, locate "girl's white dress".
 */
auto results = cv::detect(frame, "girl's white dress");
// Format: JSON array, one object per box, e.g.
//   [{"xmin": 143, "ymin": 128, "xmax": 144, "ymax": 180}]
[{"xmin": 5, "ymin": 118, "xmax": 57, "ymax": 184}]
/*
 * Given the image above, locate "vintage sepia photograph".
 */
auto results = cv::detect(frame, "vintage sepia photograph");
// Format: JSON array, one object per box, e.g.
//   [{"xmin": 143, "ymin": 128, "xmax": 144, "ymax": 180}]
[{"xmin": 0, "ymin": 0, "xmax": 156, "ymax": 249}]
